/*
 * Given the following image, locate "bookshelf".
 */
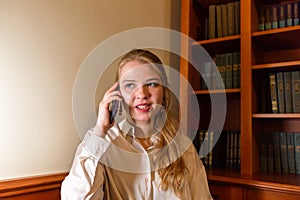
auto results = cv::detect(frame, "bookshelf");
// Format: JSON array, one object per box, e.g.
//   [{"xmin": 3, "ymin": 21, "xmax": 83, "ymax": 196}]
[{"xmin": 180, "ymin": 0, "xmax": 300, "ymax": 199}]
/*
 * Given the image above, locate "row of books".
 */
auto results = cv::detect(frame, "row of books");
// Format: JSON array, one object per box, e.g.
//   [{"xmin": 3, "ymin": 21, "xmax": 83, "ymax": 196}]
[
  {"xmin": 201, "ymin": 52, "xmax": 240, "ymax": 90},
  {"xmin": 268, "ymin": 71, "xmax": 300, "ymax": 113},
  {"xmin": 192, "ymin": 130, "xmax": 241, "ymax": 169},
  {"xmin": 260, "ymin": 132, "xmax": 300, "ymax": 174},
  {"xmin": 206, "ymin": 1, "xmax": 240, "ymax": 39},
  {"xmin": 258, "ymin": 1, "xmax": 300, "ymax": 31}
]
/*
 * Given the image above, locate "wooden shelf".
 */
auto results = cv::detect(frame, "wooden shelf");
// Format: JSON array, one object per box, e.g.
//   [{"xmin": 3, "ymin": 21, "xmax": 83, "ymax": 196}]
[
  {"xmin": 194, "ymin": 88, "xmax": 241, "ymax": 95},
  {"xmin": 253, "ymin": 113, "xmax": 300, "ymax": 119},
  {"xmin": 207, "ymin": 168, "xmax": 300, "ymax": 194},
  {"xmin": 252, "ymin": 60, "xmax": 300, "ymax": 70}
]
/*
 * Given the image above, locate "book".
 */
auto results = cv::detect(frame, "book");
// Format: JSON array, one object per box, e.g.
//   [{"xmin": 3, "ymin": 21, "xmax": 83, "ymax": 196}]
[
  {"xmin": 272, "ymin": 132, "xmax": 282, "ymax": 172},
  {"xmin": 294, "ymin": 133, "xmax": 300, "ymax": 174},
  {"xmin": 286, "ymin": 2, "xmax": 293, "ymax": 26},
  {"xmin": 234, "ymin": 1, "xmax": 240, "ymax": 35},
  {"xmin": 265, "ymin": 6, "xmax": 272, "ymax": 30},
  {"xmin": 232, "ymin": 52, "xmax": 240, "ymax": 88},
  {"xmin": 258, "ymin": 7, "xmax": 265, "ymax": 31},
  {"xmin": 279, "ymin": 3, "xmax": 286, "ymax": 28},
  {"xmin": 227, "ymin": 2, "xmax": 235, "ymax": 36},
  {"xmin": 225, "ymin": 53, "xmax": 233, "ymax": 89},
  {"xmin": 280, "ymin": 132, "xmax": 289, "ymax": 173},
  {"xmin": 216, "ymin": 5, "xmax": 223, "ymax": 38},
  {"xmin": 294, "ymin": 1, "xmax": 299, "ymax": 25},
  {"xmin": 283, "ymin": 71, "xmax": 293, "ymax": 113},
  {"xmin": 291, "ymin": 71, "xmax": 300, "ymax": 113},
  {"xmin": 269, "ymin": 73, "xmax": 278, "ymax": 113},
  {"xmin": 209, "ymin": 5, "xmax": 216, "ymax": 39},
  {"xmin": 221, "ymin": 4, "xmax": 228, "ymax": 37},
  {"xmin": 267, "ymin": 133, "xmax": 274, "ymax": 172},
  {"xmin": 220, "ymin": 54, "xmax": 227, "ymax": 87},
  {"xmin": 276, "ymin": 72, "xmax": 285, "ymax": 113},
  {"xmin": 272, "ymin": 5, "xmax": 278, "ymax": 29},
  {"xmin": 287, "ymin": 132, "xmax": 296, "ymax": 173},
  {"xmin": 260, "ymin": 133, "xmax": 268, "ymax": 171}
]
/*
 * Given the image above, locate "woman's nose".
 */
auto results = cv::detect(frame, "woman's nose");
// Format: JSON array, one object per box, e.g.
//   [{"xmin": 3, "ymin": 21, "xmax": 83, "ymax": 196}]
[{"xmin": 135, "ymin": 85, "xmax": 149, "ymax": 99}]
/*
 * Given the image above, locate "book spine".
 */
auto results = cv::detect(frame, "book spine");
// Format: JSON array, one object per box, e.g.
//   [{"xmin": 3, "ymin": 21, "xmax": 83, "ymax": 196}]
[
  {"xmin": 232, "ymin": 52, "xmax": 240, "ymax": 88},
  {"xmin": 270, "ymin": 73, "xmax": 278, "ymax": 113},
  {"xmin": 286, "ymin": 2, "xmax": 293, "ymax": 26},
  {"xmin": 227, "ymin": 2, "xmax": 235, "ymax": 36},
  {"xmin": 267, "ymin": 133, "xmax": 274, "ymax": 172},
  {"xmin": 260, "ymin": 133, "xmax": 268, "ymax": 171},
  {"xmin": 294, "ymin": 1, "xmax": 299, "ymax": 26},
  {"xmin": 258, "ymin": 7, "xmax": 265, "ymax": 31},
  {"xmin": 291, "ymin": 71, "xmax": 300, "ymax": 113},
  {"xmin": 279, "ymin": 3, "xmax": 286, "ymax": 28},
  {"xmin": 265, "ymin": 6, "xmax": 272, "ymax": 30},
  {"xmin": 221, "ymin": 4, "xmax": 228, "ymax": 37},
  {"xmin": 225, "ymin": 53, "xmax": 233, "ymax": 89},
  {"xmin": 294, "ymin": 133, "xmax": 300, "ymax": 174},
  {"xmin": 287, "ymin": 132, "xmax": 296, "ymax": 173},
  {"xmin": 220, "ymin": 54, "xmax": 226, "ymax": 87},
  {"xmin": 209, "ymin": 5, "xmax": 216, "ymax": 39},
  {"xmin": 276, "ymin": 72, "xmax": 285, "ymax": 113},
  {"xmin": 273, "ymin": 132, "xmax": 282, "ymax": 172},
  {"xmin": 272, "ymin": 5, "xmax": 278, "ymax": 29},
  {"xmin": 280, "ymin": 132, "xmax": 289, "ymax": 173},
  {"xmin": 226, "ymin": 131, "xmax": 230, "ymax": 167},
  {"xmin": 234, "ymin": 1, "xmax": 240, "ymax": 35},
  {"xmin": 284, "ymin": 71, "xmax": 293, "ymax": 113},
  {"xmin": 216, "ymin": 5, "xmax": 223, "ymax": 38}
]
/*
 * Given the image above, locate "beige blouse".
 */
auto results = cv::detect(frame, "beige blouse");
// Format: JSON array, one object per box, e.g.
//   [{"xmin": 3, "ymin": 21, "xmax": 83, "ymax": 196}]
[{"xmin": 61, "ymin": 120, "xmax": 213, "ymax": 200}]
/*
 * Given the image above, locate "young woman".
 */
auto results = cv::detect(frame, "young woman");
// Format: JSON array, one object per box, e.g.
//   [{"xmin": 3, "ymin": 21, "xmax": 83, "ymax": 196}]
[{"xmin": 61, "ymin": 49, "xmax": 213, "ymax": 200}]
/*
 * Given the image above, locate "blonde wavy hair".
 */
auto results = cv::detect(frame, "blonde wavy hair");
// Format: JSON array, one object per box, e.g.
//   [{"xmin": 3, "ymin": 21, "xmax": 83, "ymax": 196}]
[{"xmin": 117, "ymin": 49, "xmax": 189, "ymax": 198}]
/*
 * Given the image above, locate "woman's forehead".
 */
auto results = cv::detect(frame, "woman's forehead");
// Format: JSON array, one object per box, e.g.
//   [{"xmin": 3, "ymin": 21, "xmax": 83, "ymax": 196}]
[{"xmin": 119, "ymin": 61, "xmax": 161, "ymax": 81}]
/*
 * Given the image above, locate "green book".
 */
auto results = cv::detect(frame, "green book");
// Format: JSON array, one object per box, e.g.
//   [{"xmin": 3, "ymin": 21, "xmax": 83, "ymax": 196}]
[
  {"xmin": 234, "ymin": 1, "xmax": 240, "ymax": 35},
  {"xmin": 221, "ymin": 4, "xmax": 228, "ymax": 37},
  {"xmin": 216, "ymin": 5, "xmax": 223, "ymax": 38},
  {"xmin": 286, "ymin": 2, "xmax": 293, "ymax": 27},
  {"xmin": 280, "ymin": 132, "xmax": 289, "ymax": 173},
  {"xmin": 276, "ymin": 72, "xmax": 285, "ymax": 113},
  {"xmin": 227, "ymin": 2, "xmax": 235, "ymax": 36},
  {"xmin": 291, "ymin": 71, "xmax": 300, "ymax": 113},
  {"xmin": 272, "ymin": 5, "xmax": 278, "ymax": 29},
  {"xmin": 258, "ymin": 7, "xmax": 265, "ymax": 31},
  {"xmin": 225, "ymin": 53, "xmax": 233, "ymax": 89},
  {"xmin": 279, "ymin": 3, "xmax": 286, "ymax": 28},
  {"xmin": 294, "ymin": 133, "xmax": 300, "ymax": 174},
  {"xmin": 220, "ymin": 54, "xmax": 227, "ymax": 87},
  {"xmin": 209, "ymin": 5, "xmax": 216, "ymax": 39},
  {"xmin": 265, "ymin": 6, "xmax": 272, "ymax": 30},
  {"xmin": 260, "ymin": 134, "xmax": 268, "ymax": 171},
  {"xmin": 294, "ymin": 1, "xmax": 299, "ymax": 25},
  {"xmin": 272, "ymin": 132, "xmax": 282, "ymax": 172},
  {"xmin": 232, "ymin": 52, "xmax": 240, "ymax": 88},
  {"xmin": 284, "ymin": 71, "xmax": 293, "ymax": 113},
  {"xmin": 287, "ymin": 132, "xmax": 296, "ymax": 174},
  {"xmin": 269, "ymin": 73, "xmax": 278, "ymax": 113}
]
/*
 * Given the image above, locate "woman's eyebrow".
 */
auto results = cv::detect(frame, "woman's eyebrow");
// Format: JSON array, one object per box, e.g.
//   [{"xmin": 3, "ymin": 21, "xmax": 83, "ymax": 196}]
[
  {"xmin": 146, "ymin": 78, "xmax": 162, "ymax": 82},
  {"xmin": 121, "ymin": 79, "xmax": 136, "ymax": 83}
]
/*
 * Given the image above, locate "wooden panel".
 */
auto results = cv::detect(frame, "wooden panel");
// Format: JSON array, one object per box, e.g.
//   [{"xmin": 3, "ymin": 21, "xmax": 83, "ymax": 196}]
[
  {"xmin": 244, "ymin": 188, "xmax": 300, "ymax": 200},
  {"xmin": 209, "ymin": 183, "xmax": 243, "ymax": 200},
  {"xmin": 0, "ymin": 173, "xmax": 67, "ymax": 199}
]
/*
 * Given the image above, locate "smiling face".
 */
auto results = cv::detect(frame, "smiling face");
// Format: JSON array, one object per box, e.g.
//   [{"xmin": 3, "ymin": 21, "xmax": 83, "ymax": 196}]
[{"xmin": 118, "ymin": 60, "xmax": 164, "ymax": 126}]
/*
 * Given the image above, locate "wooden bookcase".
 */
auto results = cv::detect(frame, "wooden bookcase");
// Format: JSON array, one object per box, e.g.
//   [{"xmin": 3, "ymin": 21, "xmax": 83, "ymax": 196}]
[{"xmin": 180, "ymin": 0, "xmax": 300, "ymax": 199}]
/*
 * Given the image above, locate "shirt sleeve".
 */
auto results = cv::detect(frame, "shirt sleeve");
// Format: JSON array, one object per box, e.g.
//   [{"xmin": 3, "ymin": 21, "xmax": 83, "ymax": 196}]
[
  {"xmin": 61, "ymin": 128, "xmax": 110, "ymax": 200},
  {"xmin": 189, "ymin": 146, "xmax": 213, "ymax": 200}
]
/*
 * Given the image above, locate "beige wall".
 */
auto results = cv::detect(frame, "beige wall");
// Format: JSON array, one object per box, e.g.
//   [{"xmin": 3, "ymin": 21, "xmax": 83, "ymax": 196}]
[{"xmin": 0, "ymin": 0, "xmax": 180, "ymax": 180}]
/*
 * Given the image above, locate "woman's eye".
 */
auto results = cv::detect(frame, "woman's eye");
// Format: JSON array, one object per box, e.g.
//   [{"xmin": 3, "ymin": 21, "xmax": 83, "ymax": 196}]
[
  {"xmin": 147, "ymin": 83, "xmax": 159, "ymax": 87},
  {"xmin": 125, "ymin": 83, "xmax": 135, "ymax": 89}
]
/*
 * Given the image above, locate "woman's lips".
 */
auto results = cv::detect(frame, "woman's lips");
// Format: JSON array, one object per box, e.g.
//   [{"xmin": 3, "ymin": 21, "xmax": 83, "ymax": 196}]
[{"xmin": 135, "ymin": 104, "xmax": 151, "ymax": 112}]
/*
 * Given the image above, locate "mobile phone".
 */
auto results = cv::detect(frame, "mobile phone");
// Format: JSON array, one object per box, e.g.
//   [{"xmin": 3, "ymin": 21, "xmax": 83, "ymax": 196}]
[{"xmin": 109, "ymin": 85, "xmax": 119, "ymax": 124}]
